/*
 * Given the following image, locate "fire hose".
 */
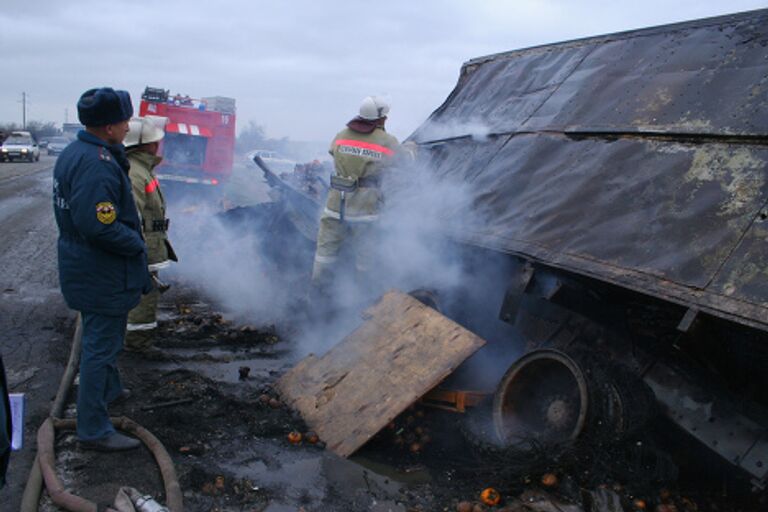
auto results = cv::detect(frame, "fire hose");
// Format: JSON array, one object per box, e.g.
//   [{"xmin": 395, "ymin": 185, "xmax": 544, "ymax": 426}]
[
  {"xmin": 19, "ymin": 314, "xmax": 183, "ymax": 512},
  {"xmin": 37, "ymin": 417, "xmax": 183, "ymax": 512}
]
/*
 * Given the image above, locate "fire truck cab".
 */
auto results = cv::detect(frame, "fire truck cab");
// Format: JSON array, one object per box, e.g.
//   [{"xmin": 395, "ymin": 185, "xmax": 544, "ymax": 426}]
[{"xmin": 138, "ymin": 86, "xmax": 236, "ymax": 192}]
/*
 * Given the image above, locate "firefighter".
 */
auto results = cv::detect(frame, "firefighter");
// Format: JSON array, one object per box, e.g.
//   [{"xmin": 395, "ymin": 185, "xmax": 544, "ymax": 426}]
[
  {"xmin": 53, "ymin": 87, "xmax": 151, "ymax": 451},
  {"xmin": 124, "ymin": 116, "xmax": 177, "ymax": 353},
  {"xmin": 311, "ymin": 96, "xmax": 401, "ymax": 294}
]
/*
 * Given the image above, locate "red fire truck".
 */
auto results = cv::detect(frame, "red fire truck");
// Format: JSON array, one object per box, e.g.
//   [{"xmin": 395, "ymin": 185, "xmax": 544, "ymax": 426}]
[{"xmin": 138, "ymin": 86, "xmax": 236, "ymax": 190}]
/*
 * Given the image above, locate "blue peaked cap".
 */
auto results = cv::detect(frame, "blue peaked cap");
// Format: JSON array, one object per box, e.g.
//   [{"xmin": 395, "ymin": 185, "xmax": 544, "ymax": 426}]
[{"xmin": 77, "ymin": 87, "xmax": 133, "ymax": 127}]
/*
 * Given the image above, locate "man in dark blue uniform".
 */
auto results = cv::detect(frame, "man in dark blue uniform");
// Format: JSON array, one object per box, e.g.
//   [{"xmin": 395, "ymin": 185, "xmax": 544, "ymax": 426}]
[{"xmin": 53, "ymin": 87, "xmax": 152, "ymax": 451}]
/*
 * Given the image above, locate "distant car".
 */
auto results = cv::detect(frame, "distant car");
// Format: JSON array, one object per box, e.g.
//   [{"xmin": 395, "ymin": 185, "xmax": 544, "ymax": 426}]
[
  {"xmin": 46, "ymin": 137, "xmax": 71, "ymax": 156},
  {"xmin": 248, "ymin": 149, "xmax": 296, "ymax": 172},
  {"xmin": 0, "ymin": 132, "xmax": 40, "ymax": 162}
]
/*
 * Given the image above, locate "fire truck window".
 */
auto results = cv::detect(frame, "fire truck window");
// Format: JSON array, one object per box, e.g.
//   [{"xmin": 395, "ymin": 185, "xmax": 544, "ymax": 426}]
[{"xmin": 163, "ymin": 133, "xmax": 208, "ymax": 167}]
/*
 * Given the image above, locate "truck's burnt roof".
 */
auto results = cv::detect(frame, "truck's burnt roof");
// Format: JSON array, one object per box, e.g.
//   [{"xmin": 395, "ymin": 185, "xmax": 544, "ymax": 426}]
[
  {"xmin": 463, "ymin": 8, "xmax": 768, "ymax": 70},
  {"xmin": 412, "ymin": 9, "xmax": 768, "ymax": 331}
]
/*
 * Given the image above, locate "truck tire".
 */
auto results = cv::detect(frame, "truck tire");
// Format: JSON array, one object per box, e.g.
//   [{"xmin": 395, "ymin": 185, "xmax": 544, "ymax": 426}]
[
  {"xmin": 491, "ymin": 348, "xmax": 657, "ymax": 449},
  {"xmin": 460, "ymin": 348, "xmax": 666, "ymax": 485}
]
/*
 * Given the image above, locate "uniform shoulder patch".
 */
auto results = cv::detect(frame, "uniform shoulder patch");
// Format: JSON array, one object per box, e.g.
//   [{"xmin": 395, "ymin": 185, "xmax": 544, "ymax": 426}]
[
  {"xmin": 96, "ymin": 202, "xmax": 116, "ymax": 224},
  {"xmin": 98, "ymin": 147, "xmax": 112, "ymax": 162}
]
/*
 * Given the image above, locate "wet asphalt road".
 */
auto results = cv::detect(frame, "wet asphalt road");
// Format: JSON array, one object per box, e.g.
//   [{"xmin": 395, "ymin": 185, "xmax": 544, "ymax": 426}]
[{"xmin": 0, "ymin": 155, "xmax": 73, "ymax": 508}]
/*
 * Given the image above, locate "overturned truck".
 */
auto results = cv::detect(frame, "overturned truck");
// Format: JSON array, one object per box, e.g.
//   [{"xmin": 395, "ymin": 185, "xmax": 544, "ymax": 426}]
[
  {"xmin": 413, "ymin": 8, "xmax": 768, "ymax": 488},
  {"xmin": 269, "ymin": 9, "xmax": 768, "ymax": 490}
]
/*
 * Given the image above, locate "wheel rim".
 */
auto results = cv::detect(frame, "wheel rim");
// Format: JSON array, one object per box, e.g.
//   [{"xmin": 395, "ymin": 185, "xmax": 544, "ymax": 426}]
[{"xmin": 492, "ymin": 349, "xmax": 589, "ymax": 448}]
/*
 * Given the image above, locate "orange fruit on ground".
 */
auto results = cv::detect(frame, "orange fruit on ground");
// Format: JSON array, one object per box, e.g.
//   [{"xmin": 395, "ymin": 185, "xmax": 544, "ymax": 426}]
[
  {"xmin": 480, "ymin": 487, "xmax": 501, "ymax": 506},
  {"xmin": 541, "ymin": 473, "xmax": 558, "ymax": 487}
]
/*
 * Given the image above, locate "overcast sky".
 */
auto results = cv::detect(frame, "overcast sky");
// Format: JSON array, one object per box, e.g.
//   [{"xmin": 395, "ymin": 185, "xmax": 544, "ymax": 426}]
[{"xmin": 1, "ymin": 1, "xmax": 765, "ymax": 142}]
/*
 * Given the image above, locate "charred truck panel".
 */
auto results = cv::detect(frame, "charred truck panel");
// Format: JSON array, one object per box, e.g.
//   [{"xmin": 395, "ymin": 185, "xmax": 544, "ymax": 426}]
[
  {"xmin": 139, "ymin": 87, "xmax": 236, "ymax": 193},
  {"xmin": 411, "ymin": 10, "xmax": 768, "ymax": 487}
]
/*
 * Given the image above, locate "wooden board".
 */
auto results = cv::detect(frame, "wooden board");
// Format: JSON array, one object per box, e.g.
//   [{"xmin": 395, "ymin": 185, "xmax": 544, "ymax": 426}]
[{"xmin": 276, "ymin": 290, "xmax": 486, "ymax": 457}]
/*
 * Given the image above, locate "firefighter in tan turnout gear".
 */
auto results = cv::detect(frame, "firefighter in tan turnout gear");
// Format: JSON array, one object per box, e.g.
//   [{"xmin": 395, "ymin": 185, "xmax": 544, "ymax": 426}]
[
  {"xmin": 311, "ymin": 96, "xmax": 401, "ymax": 292},
  {"xmin": 124, "ymin": 116, "xmax": 177, "ymax": 352}
]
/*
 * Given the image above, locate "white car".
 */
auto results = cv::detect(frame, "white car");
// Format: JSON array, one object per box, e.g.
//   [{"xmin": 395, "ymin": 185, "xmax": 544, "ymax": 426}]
[{"xmin": 0, "ymin": 131, "xmax": 40, "ymax": 162}]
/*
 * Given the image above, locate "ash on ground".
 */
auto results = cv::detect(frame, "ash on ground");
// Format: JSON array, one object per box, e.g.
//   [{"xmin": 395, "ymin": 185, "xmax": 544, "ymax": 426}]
[{"xmin": 40, "ymin": 283, "xmax": 767, "ymax": 512}]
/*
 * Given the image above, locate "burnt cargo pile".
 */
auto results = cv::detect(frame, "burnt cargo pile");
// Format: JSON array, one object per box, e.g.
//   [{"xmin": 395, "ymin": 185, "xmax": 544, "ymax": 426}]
[{"xmin": 407, "ymin": 9, "xmax": 768, "ymax": 489}]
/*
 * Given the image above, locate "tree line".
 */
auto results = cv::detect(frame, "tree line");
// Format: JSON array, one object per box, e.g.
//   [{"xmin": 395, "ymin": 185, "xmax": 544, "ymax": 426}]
[{"xmin": 0, "ymin": 121, "xmax": 60, "ymax": 141}]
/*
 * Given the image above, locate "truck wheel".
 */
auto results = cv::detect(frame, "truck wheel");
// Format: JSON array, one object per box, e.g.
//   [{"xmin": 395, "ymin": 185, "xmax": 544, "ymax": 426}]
[
  {"xmin": 492, "ymin": 349, "xmax": 589, "ymax": 449},
  {"xmin": 490, "ymin": 348, "xmax": 656, "ymax": 449},
  {"xmin": 460, "ymin": 347, "xmax": 662, "ymax": 484}
]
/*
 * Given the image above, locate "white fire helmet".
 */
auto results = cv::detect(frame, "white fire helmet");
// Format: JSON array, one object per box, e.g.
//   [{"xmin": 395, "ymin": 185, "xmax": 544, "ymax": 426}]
[
  {"xmin": 358, "ymin": 96, "xmax": 390, "ymax": 121},
  {"xmin": 124, "ymin": 115, "xmax": 168, "ymax": 148}
]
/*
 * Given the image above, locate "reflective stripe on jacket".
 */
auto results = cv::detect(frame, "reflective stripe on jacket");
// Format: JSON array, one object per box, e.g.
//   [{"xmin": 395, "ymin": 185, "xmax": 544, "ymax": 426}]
[{"xmin": 325, "ymin": 127, "xmax": 399, "ymax": 219}]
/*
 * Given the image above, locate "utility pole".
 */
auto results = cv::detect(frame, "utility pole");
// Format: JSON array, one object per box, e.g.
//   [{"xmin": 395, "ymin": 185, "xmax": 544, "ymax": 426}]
[{"xmin": 21, "ymin": 92, "xmax": 27, "ymax": 129}]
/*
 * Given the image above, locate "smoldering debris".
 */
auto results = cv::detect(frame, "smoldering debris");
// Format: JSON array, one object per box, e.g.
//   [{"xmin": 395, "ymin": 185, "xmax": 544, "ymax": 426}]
[
  {"xmin": 145, "ymin": 145, "xmax": 762, "ymax": 510},
  {"xmin": 165, "ymin": 201, "xmax": 312, "ymax": 325}
]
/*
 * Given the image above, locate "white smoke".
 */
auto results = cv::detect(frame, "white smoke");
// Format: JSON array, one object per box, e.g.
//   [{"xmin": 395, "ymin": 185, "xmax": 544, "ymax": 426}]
[
  {"xmin": 164, "ymin": 121, "xmax": 522, "ymax": 368},
  {"xmin": 412, "ymin": 118, "xmax": 492, "ymax": 143},
  {"xmin": 165, "ymin": 201, "xmax": 297, "ymax": 323}
]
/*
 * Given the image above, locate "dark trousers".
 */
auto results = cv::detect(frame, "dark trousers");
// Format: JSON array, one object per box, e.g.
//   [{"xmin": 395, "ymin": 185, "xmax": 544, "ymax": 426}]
[{"xmin": 77, "ymin": 312, "xmax": 126, "ymax": 441}]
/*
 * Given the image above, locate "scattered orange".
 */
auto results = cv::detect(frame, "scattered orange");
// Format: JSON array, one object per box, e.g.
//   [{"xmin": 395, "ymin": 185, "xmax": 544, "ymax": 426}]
[
  {"xmin": 305, "ymin": 431, "xmax": 319, "ymax": 444},
  {"xmin": 633, "ymin": 498, "xmax": 647, "ymax": 510},
  {"xmin": 480, "ymin": 487, "xmax": 501, "ymax": 507},
  {"xmin": 287, "ymin": 431, "xmax": 302, "ymax": 445},
  {"xmin": 214, "ymin": 476, "xmax": 225, "ymax": 490},
  {"xmin": 541, "ymin": 473, "xmax": 558, "ymax": 487}
]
